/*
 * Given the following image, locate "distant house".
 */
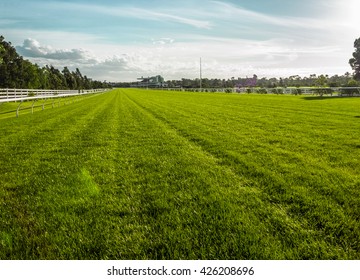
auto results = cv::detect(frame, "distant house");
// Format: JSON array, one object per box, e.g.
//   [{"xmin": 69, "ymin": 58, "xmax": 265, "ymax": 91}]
[{"xmin": 131, "ymin": 75, "xmax": 167, "ymax": 88}]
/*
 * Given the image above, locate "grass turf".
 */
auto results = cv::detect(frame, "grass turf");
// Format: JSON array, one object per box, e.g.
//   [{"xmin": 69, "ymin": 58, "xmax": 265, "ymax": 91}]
[{"xmin": 0, "ymin": 89, "xmax": 359, "ymax": 259}]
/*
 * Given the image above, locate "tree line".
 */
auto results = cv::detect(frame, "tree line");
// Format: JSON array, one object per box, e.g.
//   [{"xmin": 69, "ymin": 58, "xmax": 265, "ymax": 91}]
[
  {"xmin": 165, "ymin": 74, "xmax": 358, "ymax": 89},
  {"xmin": 0, "ymin": 36, "xmax": 109, "ymax": 89},
  {"xmin": 113, "ymin": 73, "xmax": 358, "ymax": 89}
]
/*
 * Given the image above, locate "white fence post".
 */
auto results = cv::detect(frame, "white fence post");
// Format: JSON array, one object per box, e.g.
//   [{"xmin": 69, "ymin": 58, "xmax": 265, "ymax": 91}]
[{"xmin": 16, "ymin": 101, "xmax": 23, "ymax": 118}]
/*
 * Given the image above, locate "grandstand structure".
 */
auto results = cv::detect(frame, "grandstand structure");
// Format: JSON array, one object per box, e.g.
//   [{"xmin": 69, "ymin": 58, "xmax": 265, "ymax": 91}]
[{"xmin": 131, "ymin": 75, "xmax": 167, "ymax": 88}]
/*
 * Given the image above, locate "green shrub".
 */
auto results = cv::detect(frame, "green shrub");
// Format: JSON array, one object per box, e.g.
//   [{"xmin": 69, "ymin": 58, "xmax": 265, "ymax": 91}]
[
  {"xmin": 292, "ymin": 88, "xmax": 302, "ymax": 95},
  {"xmin": 27, "ymin": 91, "xmax": 36, "ymax": 97}
]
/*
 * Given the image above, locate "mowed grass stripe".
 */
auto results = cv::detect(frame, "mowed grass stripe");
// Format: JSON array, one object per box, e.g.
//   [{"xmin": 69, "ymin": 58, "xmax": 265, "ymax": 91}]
[
  {"xmin": 121, "ymin": 90, "xmax": 304, "ymax": 259},
  {"xmin": 129, "ymin": 90, "xmax": 358, "ymax": 182},
  {"xmin": 0, "ymin": 92, "xmax": 115, "ymax": 193},
  {"xmin": 0, "ymin": 91, "xmax": 122, "ymax": 258},
  {"xmin": 0, "ymin": 90, "xmax": 275, "ymax": 259},
  {"xmin": 122, "ymin": 91, "xmax": 352, "ymax": 259},
  {"xmin": 123, "ymin": 89, "xmax": 360, "ymax": 258},
  {"xmin": 131, "ymin": 89, "xmax": 359, "ymax": 175},
  {"xmin": 0, "ymin": 89, "xmax": 359, "ymax": 259}
]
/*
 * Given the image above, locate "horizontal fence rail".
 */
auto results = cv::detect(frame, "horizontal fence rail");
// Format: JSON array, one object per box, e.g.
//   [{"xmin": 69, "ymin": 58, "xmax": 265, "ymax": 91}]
[
  {"xmin": 158, "ymin": 87, "xmax": 360, "ymax": 96},
  {"xmin": 0, "ymin": 88, "xmax": 111, "ymax": 103}
]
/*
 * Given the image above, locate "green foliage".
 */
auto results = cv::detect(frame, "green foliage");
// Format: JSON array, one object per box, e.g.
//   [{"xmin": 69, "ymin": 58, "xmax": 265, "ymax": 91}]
[
  {"xmin": 347, "ymin": 79, "xmax": 359, "ymax": 87},
  {"xmin": 275, "ymin": 88, "xmax": 284, "ymax": 94},
  {"xmin": 313, "ymin": 88, "xmax": 333, "ymax": 96},
  {"xmin": 315, "ymin": 75, "xmax": 328, "ymax": 87},
  {"xmin": 0, "ymin": 43, "xmax": 4, "ymax": 64},
  {"xmin": 115, "ymin": 73, "xmax": 355, "ymax": 89},
  {"xmin": 278, "ymin": 88, "xmax": 285, "ymax": 94},
  {"xmin": 339, "ymin": 79, "xmax": 360, "ymax": 95},
  {"xmin": 256, "ymin": 87, "xmax": 267, "ymax": 94},
  {"xmin": 292, "ymin": 88, "xmax": 302, "ymax": 95},
  {"xmin": 0, "ymin": 89, "xmax": 359, "ymax": 259},
  {"xmin": 27, "ymin": 91, "xmax": 36, "ymax": 97},
  {"xmin": 0, "ymin": 35, "xmax": 24, "ymax": 88},
  {"xmin": 340, "ymin": 87, "xmax": 359, "ymax": 96},
  {"xmin": 349, "ymin": 37, "xmax": 360, "ymax": 81}
]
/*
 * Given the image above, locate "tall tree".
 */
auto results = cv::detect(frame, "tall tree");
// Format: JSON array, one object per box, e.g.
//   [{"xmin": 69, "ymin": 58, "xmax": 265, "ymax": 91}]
[
  {"xmin": 315, "ymin": 74, "xmax": 328, "ymax": 87},
  {"xmin": 83, "ymin": 75, "xmax": 91, "ymax": 89},
  {"xmin": 47, "ymin": 65, "xmax": 66, "ymax": 89},
  {"xmin": 349, "ymin": 37, "xmax": 360, "ymax": 81},
  {"xmin": 74, "ymin": 68, "xmax": 84, "ymax": 90},
  {"xmin": 62, "ymin": 66, "xmax": 77, "ymax": 89},
  {"xmin": 21, "ymin": 61, "xmax": 41, "ymax": 88},
  {"xmin": 0, "ymin": 43, "xmax": 4, "ymax": 65},
  {"xmin": 0, "ymin": 35, "xmax": 23, "ymax": 87}
]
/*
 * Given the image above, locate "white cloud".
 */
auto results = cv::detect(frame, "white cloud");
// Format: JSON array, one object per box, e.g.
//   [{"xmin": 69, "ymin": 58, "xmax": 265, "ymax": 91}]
[
  {"xmin": 14, "ymin": 38, "xmax": 143, "ymax": 81},
  {"xmin": 43, "ymin": 2, "xmax": 213, "ymax": 29},
  {"xmin": 152, "ymin": 38, "xmax": 175, "ymax": 45},
  {"xmin": 12, "ymin": 34, "xmax": 352, "ymax": 82},
  {"xmin": 211, "ymin": 1, "xmax": 330, "ymax": 30},
  {"xmin": 131, "ymin": 8, "xmax": 212, "ymax": 29},
  {"xmin": 16, "ymin": 38, "xmax": 92, "ymax": 61}
]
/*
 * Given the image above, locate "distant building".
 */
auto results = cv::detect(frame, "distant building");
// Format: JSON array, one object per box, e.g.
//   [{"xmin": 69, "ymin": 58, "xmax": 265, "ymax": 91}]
[{"xmin": 131, "ymin": 75, "xmax": 167, "ymax": 88}]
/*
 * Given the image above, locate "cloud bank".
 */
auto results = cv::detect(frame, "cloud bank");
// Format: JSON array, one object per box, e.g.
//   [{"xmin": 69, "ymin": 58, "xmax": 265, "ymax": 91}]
[
  {"xmin": 15, "ymin": 35, "xmax": 350, "ymax": 82},
  {"xmin": 17, "ymin": 38, "xmax": 93, "ymax": 61}
]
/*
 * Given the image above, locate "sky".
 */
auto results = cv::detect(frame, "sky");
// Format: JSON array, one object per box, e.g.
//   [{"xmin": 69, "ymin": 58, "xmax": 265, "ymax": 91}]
[{"xmin": 1, "ymin": 0, "xmax": 359, "ymax": 82}]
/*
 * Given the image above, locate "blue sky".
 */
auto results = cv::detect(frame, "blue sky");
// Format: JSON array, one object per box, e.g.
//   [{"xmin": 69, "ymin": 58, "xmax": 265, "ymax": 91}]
[{"xmin": 1, "ymin": 0, "xmax": 359, "ymax": 81}]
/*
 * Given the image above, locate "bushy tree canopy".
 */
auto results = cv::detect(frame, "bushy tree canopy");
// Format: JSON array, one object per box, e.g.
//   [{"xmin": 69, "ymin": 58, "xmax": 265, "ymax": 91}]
[{"xmin": 349, "ymin": 37, "xmax": 360, "ymax": 81}]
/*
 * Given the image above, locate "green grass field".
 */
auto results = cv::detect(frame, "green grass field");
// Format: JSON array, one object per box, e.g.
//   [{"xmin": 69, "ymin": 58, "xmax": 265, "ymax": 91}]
[{"xmin": 0, "ymin": 89, "xmax": 359, "ymax": 259}]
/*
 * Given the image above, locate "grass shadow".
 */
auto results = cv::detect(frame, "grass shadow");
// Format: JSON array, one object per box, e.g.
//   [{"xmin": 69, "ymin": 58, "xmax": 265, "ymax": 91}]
[{"xmin": 302, "ymin": 95, "xmax": 360, "ymax": 101}]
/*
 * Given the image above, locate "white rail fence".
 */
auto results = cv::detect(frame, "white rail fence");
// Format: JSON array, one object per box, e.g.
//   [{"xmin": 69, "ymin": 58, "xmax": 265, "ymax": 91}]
[
  {"xmin": 234, "ymin": 87, "xmax": 360, "ymax": 95},
  {"xmin": 0, "ymin": 88, "xmax": 111, "ymax": 117},
  {"xmin": 0, "ymin": 88, "xmax": 109, "ymax": 103},
  {"xmin": 163, "ymin": 87, "xmax": 360, "ymax": 96}
]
